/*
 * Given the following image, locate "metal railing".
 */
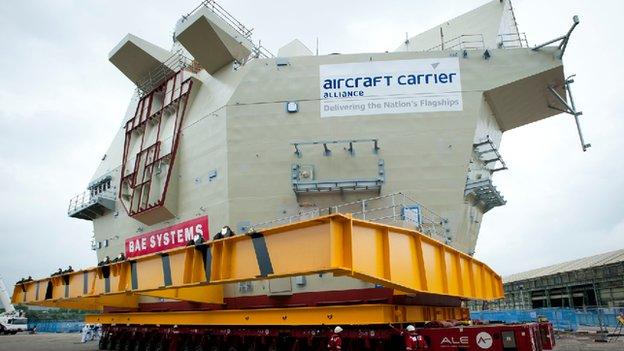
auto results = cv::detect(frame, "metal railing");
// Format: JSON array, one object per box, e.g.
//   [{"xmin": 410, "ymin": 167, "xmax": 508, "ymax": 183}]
[
  {"xmin": 136, "ymin": 50, "xmax": 193, "ymax": 96},
  {"xmin": 464, "ymin": 179, "xmax": 506, "ymax": 213},
  {"xmin": 251, "ymin": 43, "xmax": 274, "ymax": 59},
  {"xmin": 423, "ymin": 32, "xmax": 530, "ymax": 52},
  {"xmin": 182, "ymin": 0, "xmax": 254, "ymax": 39},
  {"xmin": 137, "ymin": 0, "xmax": 287, "ymax": 96},
  {"xmin": 498, "ymin": 32, "xmax": 529, "ymax": 48},
  {"xmin": 252, "ymin": 192, "xmax": 451, "ymax": 243},
  {"xmin": 179, "ymin": 0, "xmax": 273, "ymax": 59},
  {"xmin": 67, "ymin": 189, "xmax": 115, "ymax": 215},
  {"xmin": 425, "ymin": 34, "xmax": 485, "ymax": 52}
]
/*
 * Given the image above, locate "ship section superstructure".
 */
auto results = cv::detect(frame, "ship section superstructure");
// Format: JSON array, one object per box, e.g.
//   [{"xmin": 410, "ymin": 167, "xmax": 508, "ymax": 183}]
[{"xmin": 20, "ymin": 1, "xmax": 586, "ymax": 350}]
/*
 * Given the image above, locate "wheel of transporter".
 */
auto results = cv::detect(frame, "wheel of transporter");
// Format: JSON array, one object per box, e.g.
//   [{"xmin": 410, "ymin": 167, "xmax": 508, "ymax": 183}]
[{"xmin": 99, "ymin": 336, "xmax": 109, "ymax": 350}]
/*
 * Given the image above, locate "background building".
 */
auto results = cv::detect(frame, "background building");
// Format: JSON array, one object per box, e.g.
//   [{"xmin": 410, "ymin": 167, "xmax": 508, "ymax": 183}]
[{"xmin": 484, "ymin": 249, "xmax": 624, "ymax": 310}]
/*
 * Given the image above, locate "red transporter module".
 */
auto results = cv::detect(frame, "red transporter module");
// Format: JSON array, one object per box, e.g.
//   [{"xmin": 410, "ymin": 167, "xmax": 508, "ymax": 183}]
[{"xmin": 413, "ymin": 322, "xmax": 555, "ymax": 351}]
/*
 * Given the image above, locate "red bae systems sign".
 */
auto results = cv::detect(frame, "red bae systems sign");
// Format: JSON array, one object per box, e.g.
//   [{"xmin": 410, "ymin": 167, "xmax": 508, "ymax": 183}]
[{"xmin": 125, "ymin": 216, "xmax": 209, "ymax": 258}]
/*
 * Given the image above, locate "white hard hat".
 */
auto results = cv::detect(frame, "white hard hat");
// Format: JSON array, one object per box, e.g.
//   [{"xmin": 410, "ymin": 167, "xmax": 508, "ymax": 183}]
[
  {"xmin": 406, "ymin": 325, "xmax": 416, "ymax": 332},
  {"xmin": 334, "ymin": 326, "xmax": 343, "ymax": 333}
]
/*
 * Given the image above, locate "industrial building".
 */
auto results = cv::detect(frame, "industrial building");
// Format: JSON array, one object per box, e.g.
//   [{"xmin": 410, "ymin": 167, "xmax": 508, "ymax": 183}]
[{"xmin": 487, "ymin": 249, "xmax": 624, "ymax": 310}]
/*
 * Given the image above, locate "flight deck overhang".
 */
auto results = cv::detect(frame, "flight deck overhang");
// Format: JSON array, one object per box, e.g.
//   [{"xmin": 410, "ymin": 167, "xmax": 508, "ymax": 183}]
[
  {"xmin": 175, "ymin": 7, "xmax": 254, "ymax": 75},
  {"xmin": 485, "ymin": 65, "xmax": 566, "ymax": 132},
  {"xmin": 108, "ymin": 34, "xmax": 173, "ymax": 85}
]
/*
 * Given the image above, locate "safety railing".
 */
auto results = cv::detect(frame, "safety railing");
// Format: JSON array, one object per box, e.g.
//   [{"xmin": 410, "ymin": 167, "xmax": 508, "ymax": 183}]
[
  {"xmin": 183, "ymin": 0, "xmax": 254, "ymax": 39},
  {"xmin": 253, "ymin": 192, "xmax": 451, "ymax": 243},
  {"xmin": 423, "ymin": 32, "xmax": 530, "ymax": 51},
  {"xmin": 67, "ymin": 189, "xmax": 116, "ymax": 215},
  {"xmin": 424, "ymin": 34, "xmax": 485, "ymax": 51},
  {"xmin": 498, "ymin": 32, "xmax": 529, "ymax": 48},
  {"xmin": 464, "ymin": 179, "xmax": 506, "ymax": 213},
  {"xmin": 135, "ymin": 50, "xmax": 193, "ymax": 97},
  {"xmin": 178, "ymin": 0, "xmax": 273, "ymax": 60},
  {"xmin": 252, "ymin": 43, "xmax": 274, "ymax": 59},
  {"xmin": 68, "ymin": 191, "xmax": 96, "ymax": 214}
]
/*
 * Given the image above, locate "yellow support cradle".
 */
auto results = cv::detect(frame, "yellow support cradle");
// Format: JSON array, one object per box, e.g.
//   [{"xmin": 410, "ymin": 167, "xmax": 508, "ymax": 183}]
[{"xmin": 13, "ymin": 214, "xmax": 503, "ymax": 312}]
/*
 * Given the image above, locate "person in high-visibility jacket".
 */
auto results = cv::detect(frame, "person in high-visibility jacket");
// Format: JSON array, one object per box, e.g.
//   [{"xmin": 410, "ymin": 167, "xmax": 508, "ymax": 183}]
[
  {"xmin": 327, "ymin": 326, "xmax": 343, "ymax": 350},
  {"xmin": 390, "ymin": 324, "xmax": 427, "ymax": 350}
]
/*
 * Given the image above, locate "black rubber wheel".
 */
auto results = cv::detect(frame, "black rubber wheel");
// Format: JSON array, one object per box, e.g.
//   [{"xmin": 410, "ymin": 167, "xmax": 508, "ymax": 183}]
[
  {"xmin": 125, "ymin": 337, "xmax": 136, "ymax": 351},
  {"xmin": 181, "ymin": 338, "xmax": 193, "ymax": 351},
  {"xmin": 145, "ymin": 337, "xmax": 156, "ymax": 351},
  {"xmin": 116, "ymin": 337, "xmax": 126, "ymax": 351},
  {"xmin": 134, "ymin": 337, "xmax": 146, "ymax": 351},
  {"xmin": 154, "ymin": 339, "xmax": 169, "ymax": 351},
  {"xmin": 196, "ymin": 336, "xmax": 211, "ymax": 351},
  {"xmin": 99, "ymin": 337, "xmax": 109, "ymax": 350},
  {"xmin": 109, "ymin": 337, "xmax": 118, "ymax": 350}
]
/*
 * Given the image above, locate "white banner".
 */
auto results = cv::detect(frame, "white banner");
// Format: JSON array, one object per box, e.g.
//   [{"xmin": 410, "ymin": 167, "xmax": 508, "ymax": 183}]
[{"xmin": 319, "ymin": 58, "xmax": 462, "ymax": 117}]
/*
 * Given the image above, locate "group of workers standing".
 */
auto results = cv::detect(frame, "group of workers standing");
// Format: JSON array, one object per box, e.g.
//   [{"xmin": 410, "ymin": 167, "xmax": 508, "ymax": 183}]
[
  {"xmin": 80, "ymin": 324, "xmax": 101, "ymax": 343},
  {"xmin": 327, "ymin": 325, "xmax": 427, "ymax": 350}
]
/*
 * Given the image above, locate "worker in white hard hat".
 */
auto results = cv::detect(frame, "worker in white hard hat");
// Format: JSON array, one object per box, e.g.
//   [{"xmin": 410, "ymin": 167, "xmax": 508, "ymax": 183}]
[
  {"xmin": 327, "ymin": 326, "xmax": 343, "ymax": 350},
  {"xmin": 214, "ymin": 226, "xmax": 235, "ymax": 240},
  {"xmin": 390, "ymin": 324, "xmax": 427, "ymax": 351},
  {"xmin": 80, "ymin": 324, "xmax": 91, "ymax": 343}
]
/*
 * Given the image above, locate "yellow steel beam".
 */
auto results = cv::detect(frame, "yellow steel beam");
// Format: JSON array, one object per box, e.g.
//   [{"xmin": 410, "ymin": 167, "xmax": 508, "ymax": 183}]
[
  {"xmin": 25, "ymin": 294, "xmax": 140, "ymax": 311},
  {"xmin": 11, "ymin": 260, "xmax": 224, "ymax": 308},
  {"xmin": 13, "ymin": 214, "xmax": 503, "ymax": 310},
  {"xmin": 137, "ymin": 285, "xmax": 223, "ymax": 303},
  {"xmin": 85, "ymin": 304, "xmax": 468, "ymax": 326}
]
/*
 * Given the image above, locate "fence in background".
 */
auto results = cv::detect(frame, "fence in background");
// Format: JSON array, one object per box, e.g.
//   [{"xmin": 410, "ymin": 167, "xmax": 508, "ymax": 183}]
[
  {"xmin": 575, "ymin": 308, "xmax": 624, "ymax": 328},
  {"xmin": 25, "ymin": 309, "xmax": 624, "ymax": 333},
  {"xmin": 471, "ymin": 307, "xmax": 624, "ymax": 331},
  {"xmin": 29, "ymin": 320, "xmax": 83, "ymax": 333}
]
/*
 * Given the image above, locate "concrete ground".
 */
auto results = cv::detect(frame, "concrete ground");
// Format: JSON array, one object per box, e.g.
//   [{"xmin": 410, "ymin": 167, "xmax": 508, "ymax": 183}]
[
  {"xmin": 0, "ymin": 333, "xmax": 92, "ymax": 350},
  {"xmin": 553, "ymin": 332, "xmax": 624, "ymax": 350},
  {"xmin": 0, "ymin": 332, "xmax": 623, "ymax": 350}
]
